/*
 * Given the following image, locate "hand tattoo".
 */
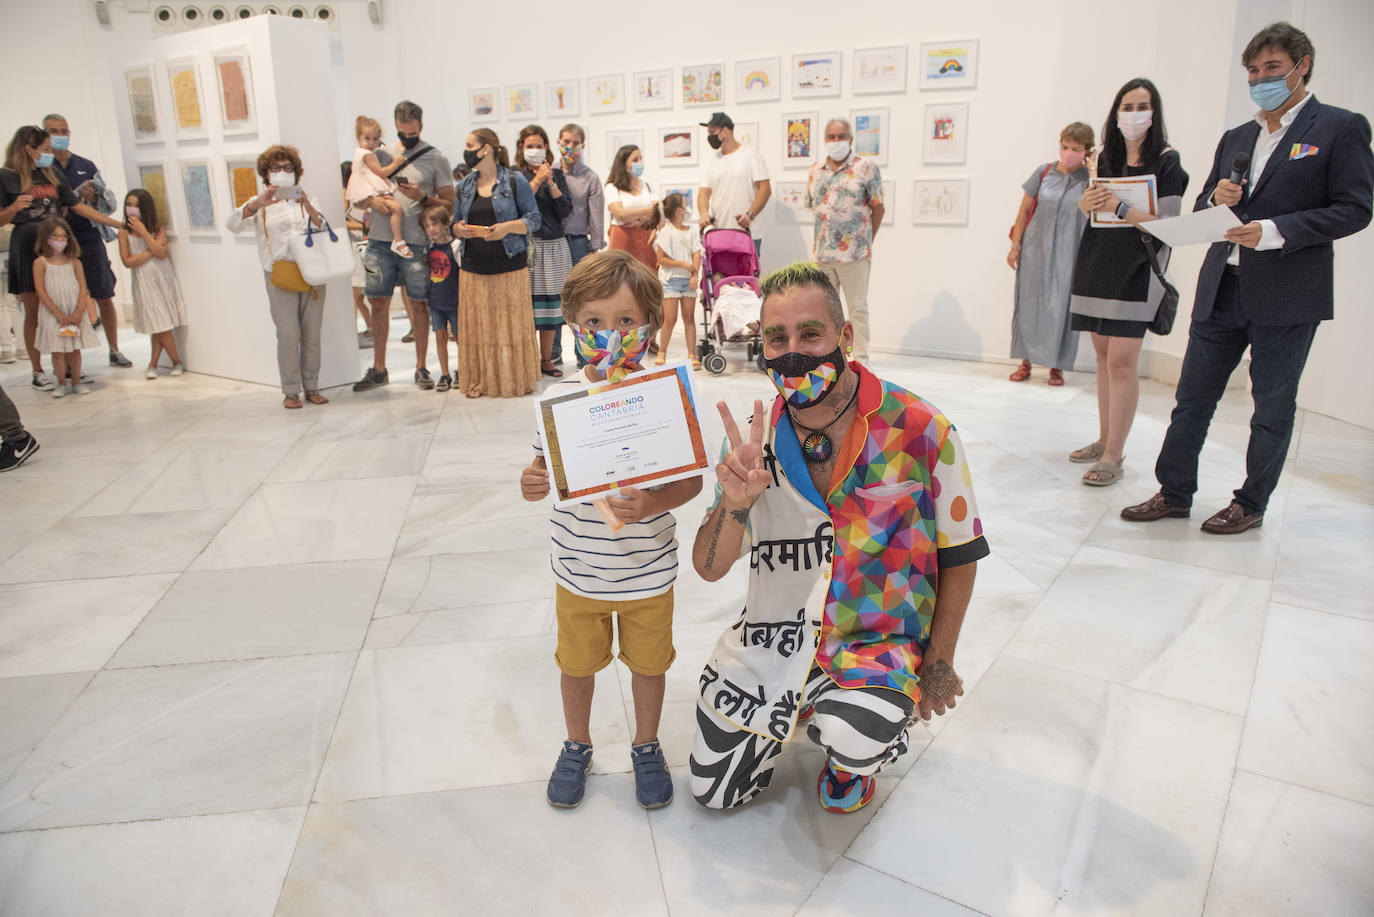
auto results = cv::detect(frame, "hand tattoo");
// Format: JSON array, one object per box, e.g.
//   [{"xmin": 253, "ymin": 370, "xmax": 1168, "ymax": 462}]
[{"xmin": 919, "ymin": 659, "xmax": 960, "ymax": 710}]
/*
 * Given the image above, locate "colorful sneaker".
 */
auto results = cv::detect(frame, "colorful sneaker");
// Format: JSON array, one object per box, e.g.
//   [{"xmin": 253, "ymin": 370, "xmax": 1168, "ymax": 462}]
[
  {"xmin": 630, "ymin": 740, "xmax": 674, "ymax": 809},
  {"xmin": 547, "ymin": 740, "xmax": 593, "ymax": 809},
  {"xmin": 817, "ymin": 761, "xmax": 875, "ymax": 814}
]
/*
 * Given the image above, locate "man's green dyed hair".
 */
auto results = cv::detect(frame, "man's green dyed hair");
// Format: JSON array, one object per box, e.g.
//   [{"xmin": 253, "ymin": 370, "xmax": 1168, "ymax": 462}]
[{"xmin": 759, "ymin": 261, "xmax": 845, "ymax": 331}]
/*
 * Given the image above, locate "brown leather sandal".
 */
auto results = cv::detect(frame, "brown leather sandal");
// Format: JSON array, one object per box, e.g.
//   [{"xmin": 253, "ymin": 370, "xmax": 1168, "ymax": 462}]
[
  {"xmin": 1009, "ymin": 360, "xmax": 1031, "ymax": 382},
  {"xmin": 283, "ymin": 395, "xmax": 302, "ymax": 409},
  {"xmin": 1048, "ymin": 369, "xmax": 1064, "ymax": 386},
  {"xmin": 305, "ymin": 391, "xmax": 329, "ymax": 404}
]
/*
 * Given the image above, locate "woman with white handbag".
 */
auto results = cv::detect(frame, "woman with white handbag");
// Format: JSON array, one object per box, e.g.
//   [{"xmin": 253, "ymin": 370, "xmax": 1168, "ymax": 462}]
[{"xmin": 226, "ymin": 144, "xmax": 333, "ymax": 410}]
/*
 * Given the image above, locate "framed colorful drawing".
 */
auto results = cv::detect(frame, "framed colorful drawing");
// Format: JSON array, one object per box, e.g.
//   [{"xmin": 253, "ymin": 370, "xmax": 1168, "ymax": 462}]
[
  {"xmin": 124, "ymin": 65, "xmax": 162, "ymax": 144},
  {"xmin": 735, "ymin": 57, "xmax": 781, "ymax": 104},
  {"xmin": 604, "ymin": 128, "xmax": 644, "ymax": 168},
  {"xmin": 588, "ymin": 73, "xmax": 626, "ymax": 115},
  {"xmin": 137, "ymin": 162, "xmax": 174, "ymax": 235},
  {"xmin": 774, "ymin": 182, "xmax": 810, "ymax": 224},
  {"xmin": 179, "ymin": 159, "xmax": 217, "ymax": 237},
  {"xmin": 782, "ymin": 112, "xmax": 818, "ymax": 168},
  {"xmin": 913, "ymin": 177, "xmax": 970, "ymax": 225},
  {"xmin": 506, "ymin": 83, "xmax": 538, "ymax": 119},
  {"xmin": 469, "ymin": 88, "xmax": 498, "ymax": 123},
  {"xmin": 634, "ymin": 69, "xmax": 673, "ymax": 112},
  {"xmin": 850, "ymin": 107, "xmax": 889, "ymax": 166},
  {"xmin": 165, "ymin": 57, "xmax": 206, "ymax": 140},
  {"xmin": 211, "ymin": 48, "xmax": 257, "ymax": 136},
  {"xmin": 225, "ymin": 157, "xmax": 259, "ymax": 210},
  {"xmin": 663, "ymin": 186, "xmax": 696, "ymax": 212},
  {"xmin": 658, "ymin": 126, "xmax": 697, "ymax": 167},
  {"xmin": 853, "ymin": 45, "xmax": 908, "ymax": 95},
  {"xmin": 545, "ymin": 79, "xmax": 580, "ymax": 118},
  {"xmin": 790, "ymin": 52, "xmax": 841, "ymax": 98},
  {"xmin": 919, "ymin": 40, "xmax": 979, "ymax": 90},
  {"xmin": 923, "ymin": 101, "xmax": 969, "ymax": 164},
  {"xmin": 681, "ymin": 63, "xmax": 724, "ymax": 107}
]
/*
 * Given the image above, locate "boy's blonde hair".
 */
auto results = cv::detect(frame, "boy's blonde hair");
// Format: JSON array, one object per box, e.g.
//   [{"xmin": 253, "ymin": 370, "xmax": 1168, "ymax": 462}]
[
  {"xmin": 421, "ymin": 201, "xmax": 452, "ymax": 228},
  {"xmin": 355, "ymin": 115, "xmax": 382, "ymax": 139},
  {"xmin": 561, "ymin": 250, "xmax": 663, "ymax": 329}
]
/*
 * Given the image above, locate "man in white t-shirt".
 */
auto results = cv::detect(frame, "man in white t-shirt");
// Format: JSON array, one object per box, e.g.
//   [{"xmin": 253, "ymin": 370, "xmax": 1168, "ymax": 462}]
[{"xmin": 698, "ymin": 112, "xmax": 771, "ymax": 255}]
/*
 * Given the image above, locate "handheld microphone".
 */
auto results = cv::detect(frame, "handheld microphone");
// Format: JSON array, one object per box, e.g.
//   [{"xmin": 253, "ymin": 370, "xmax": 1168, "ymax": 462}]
[{"xmin": 1228, "ymin": 151, "xmax": 1251, "ymax": 185}]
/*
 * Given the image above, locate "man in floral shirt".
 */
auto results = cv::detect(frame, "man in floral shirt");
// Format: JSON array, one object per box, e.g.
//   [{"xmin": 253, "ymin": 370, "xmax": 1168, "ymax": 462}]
[{"xmin": 805, "ymin": 118, "xmax": 885, "ymax": 362}]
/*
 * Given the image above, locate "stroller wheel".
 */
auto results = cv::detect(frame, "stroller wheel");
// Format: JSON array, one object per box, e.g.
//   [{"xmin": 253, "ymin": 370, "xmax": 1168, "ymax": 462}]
[
  {"xmin": 756, "ymin": 351, "xmax": 767, "ymax": 372},
  {"xmin": 703, "ymin": 352, "xmax": 728, "ymax": 375},
  {"xmin": 696, "ymin": 340, "xmax": 712, "ymax": 360}
]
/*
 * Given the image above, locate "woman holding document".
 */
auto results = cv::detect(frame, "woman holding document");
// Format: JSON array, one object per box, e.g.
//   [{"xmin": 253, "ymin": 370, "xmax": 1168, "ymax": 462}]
[{"xmin": 1067, "ymin": 78, "xmax": 1188, "ymax": 486}]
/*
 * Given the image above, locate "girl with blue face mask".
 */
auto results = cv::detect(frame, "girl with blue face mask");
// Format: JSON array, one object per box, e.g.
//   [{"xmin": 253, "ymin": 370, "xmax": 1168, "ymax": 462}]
[
  {"xmin": 604, "ymin": 144, "xmax": 663, "ymax": 276},
  {"xmin": 1, "ymin": 125, "xmax": 122, "ymax": 389}
]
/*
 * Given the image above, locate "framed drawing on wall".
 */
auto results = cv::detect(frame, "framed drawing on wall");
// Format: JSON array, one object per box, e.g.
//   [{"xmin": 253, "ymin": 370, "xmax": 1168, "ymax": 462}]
[
  {"xmin": 545, "ymin": 79, "xmax": 580, "ymax": 118},
  {"xmin": 851, "ymin": 107, "xmax": 889, "ymax": 166},
  {"xmin": 923, "ymin": 101, "xmax": 969, "ymax": 164},
  {"xmin": 681, "ymin": 64, "xmax": 724, "ymax": 107},
  {"xmin": 179, "ymin": 159, "xmax": 217, "ymax": 237},
  {"xmin": 225, "ymin": 157, "xmax": 259, "ymax": 210},
  {"xmin": 703, "ymin": 120, "xmax": 758, "ymax": 153},
  {"xmin": 604, "ymin": 128, "xmax": 644, "ymax": 165},
  {"xmin": 735, "ymin": 57, "xmax": 781, "ymax": 104},
  {"xmin": 782, "ymin": 112, "xmax": 817, "ymax": 168},
  {"xmin": 634, "ymin": 69, "xmax": 673, "ymax": 112},
  {"xmin": 588, "ymin": 73, "xmax": 626, "ymax": 114},
  {"xmin": 469, "ymin": 88, "xmax": 498, "ymax": 123},
  {"xmin": 913, "ymin": 178, "xmax": 970, "ymax": 225},
  {"xmin": 790, "ymin": 52, "xmax": 841, "ymax": 98},
  {"xmin": 774, "ymin": 182, "xmax": 810, "ymax": 224},
  {"xmin": 165, "ymin": 58, "xmax": 206, "ymax": 140},
  {"xmin": 124, "ymin": 65, "xmax": 162, "ymax": 144},
  {"xmin": 658, "ymin": 127, "xmax": 697, "ymax": 167},
  {"xmin": 919, "ymin": 39, "xmax": 979, "ymax": 90},
  {"xmin": 137, "ymin": 162, "xmax": 174, "ymax": 235},
  {"xmin": 853, "ymin": 45, "xmax": 908, "ymax": 95},
  {"xmin": 663, "ymin": 187, "xmax": 696, "ymax": 212},
  {"xmin": 506, "ymin": 84, "xmax": 538, "ymax": 119},
  {"xmin": 212, "ymin": 48, "xmax": 257, "ymax": 136},
  {"xmin": 881, "ymin": 179, "xmax": 895, "ymax": 225}
]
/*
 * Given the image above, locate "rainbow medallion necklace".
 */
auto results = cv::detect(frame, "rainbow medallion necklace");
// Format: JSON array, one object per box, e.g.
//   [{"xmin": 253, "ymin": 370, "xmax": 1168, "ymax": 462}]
[{"xmin": 788, "ymin": 378, "xmax": 860, "ymax": 465}]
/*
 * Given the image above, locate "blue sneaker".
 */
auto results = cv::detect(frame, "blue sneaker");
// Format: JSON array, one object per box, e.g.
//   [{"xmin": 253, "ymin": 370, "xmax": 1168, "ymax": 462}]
[
  {"xmin": 630, "ymin": 740, "xmax": 674, "ymax": 809},
  {"xmin": 817, "ymin": 761, "xmax": 875, "ymax": 814},
  {"xmin": 547, "ymin": 741, "xmax": 593, "ymax": 808}
]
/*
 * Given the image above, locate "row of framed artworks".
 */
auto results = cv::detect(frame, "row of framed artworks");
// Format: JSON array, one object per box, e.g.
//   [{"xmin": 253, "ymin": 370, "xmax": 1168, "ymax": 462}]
[
  {"xmin": 468, "ymin": 41, "xmax": 979, "ymax": 122},
  {"xmin": 132, "ymin": 156, "xmax": 262, "ymax": 237},
  {"xmin": 125, "ymin": 47, "xmax": 259, "ymax": 144},
  {"xmin": 773, "ymin": 178, "xmax": 972, "ymax": 227},
  {"xmin": 601, "ymin": 101, "xmax": 971, "ymax": 171}
]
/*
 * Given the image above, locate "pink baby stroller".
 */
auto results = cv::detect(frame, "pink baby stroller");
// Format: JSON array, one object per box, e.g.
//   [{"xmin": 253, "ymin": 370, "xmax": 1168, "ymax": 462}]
[{"xmin": 697, "ymin": 227, "xmax": 763, "ymax": 374}]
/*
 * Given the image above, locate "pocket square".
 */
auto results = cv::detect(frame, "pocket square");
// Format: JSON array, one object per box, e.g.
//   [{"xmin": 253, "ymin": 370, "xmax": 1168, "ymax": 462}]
[{"xmin": 1289, "ymin": 143, "xmax": 1319, "ymax": 160}]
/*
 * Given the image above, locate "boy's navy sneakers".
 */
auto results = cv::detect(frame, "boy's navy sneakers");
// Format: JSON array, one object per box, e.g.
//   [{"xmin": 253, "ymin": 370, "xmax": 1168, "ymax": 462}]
[
  {"xmin": 631, "ymin": 740, "xmax": 673, "ymax": 809},
  {"xmin": 547, "ymin": 740, "xmax": 593, "ymax": 808}
]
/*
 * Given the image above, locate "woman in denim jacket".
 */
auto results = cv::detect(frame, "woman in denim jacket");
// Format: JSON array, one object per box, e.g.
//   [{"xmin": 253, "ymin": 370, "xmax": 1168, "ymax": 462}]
[{"xmin": 452, "ymin": 128, "xmax": 542, "ymax": 398}]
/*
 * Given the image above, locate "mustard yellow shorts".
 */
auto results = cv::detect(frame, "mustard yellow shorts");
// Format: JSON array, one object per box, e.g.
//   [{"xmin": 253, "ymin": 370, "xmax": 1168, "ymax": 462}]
[{"xmin": 554, "ymin": 584, "xmax": 676, "ymax": 677}]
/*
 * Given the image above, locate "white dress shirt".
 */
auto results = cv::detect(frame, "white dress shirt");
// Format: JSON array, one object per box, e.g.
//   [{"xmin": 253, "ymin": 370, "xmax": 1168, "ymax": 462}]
[{"xmin": 1214, "ymin": 91, "xmax": 1313, "ymax": 265}]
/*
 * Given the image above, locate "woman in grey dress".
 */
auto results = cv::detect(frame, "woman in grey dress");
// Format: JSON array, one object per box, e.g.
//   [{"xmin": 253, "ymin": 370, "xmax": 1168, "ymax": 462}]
[{"xmin": 1006, "ymin": 122, "xmax": 1094, "ymax": 385}]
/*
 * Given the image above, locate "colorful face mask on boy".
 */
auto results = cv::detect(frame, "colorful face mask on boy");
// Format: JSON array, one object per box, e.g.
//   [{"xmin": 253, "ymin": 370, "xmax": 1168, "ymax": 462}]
[{"xmin": 571, "ymin": 322, "xmax": 653, "ymax": 382}]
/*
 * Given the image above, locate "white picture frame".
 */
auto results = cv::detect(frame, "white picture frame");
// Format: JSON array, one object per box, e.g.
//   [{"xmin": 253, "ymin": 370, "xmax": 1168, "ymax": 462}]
[
  {"xmin": 469, "ymin": 88, "xmax": 498, "ymax": 123},
  {"xmin": 165, "ymin": 57, "xmax": 207, "ymax": 140},
  {"xmin": 658, "ymin": 126, "xmax": 697, "ymax": 167},
  {"xmin": 662, "ymin": 186, "xmax": 696, "ymax": 213},
  {"xmin": 782, "ymin": 111, "xmax": 818, "ymax": 169},
  {"xmin": 178, "ymin": 158, "xmax": 218, "ymax": 237},
  {"xmin": 699, "ymin": 120, "xmax": 759, "ymax": 154},
  {"xmin": 604, "ymin": 128, "xmax": 644, "ymax": 170},
  {"xmin": 224, "ymin": 156, "xmax": 259, "ymax": 211},
  {"xmin": 775, "ymin": 181, "xmax": 810, "ymax": 224},
  {"xmin": 850, "ymin": 107, "xmax": 889, "ymax": 166},
  {"xmin": 912, "ymin": 177, "xmax": 970, "ymax": 225},
  {"xmin": 919, "ymin": 39, "xmax": 979, "ymax": 91},
  {"xmin": 853, "ymin": 45, "xmax": 908, "ymax": 95},
  {"xmin": 124, "ymin": 64, "xmax": 162, "ymax": 145},
  {"xmin": 544, "ymin": 78, "xmax": 581, "ymax": 118},
  {"xmin": 881, "ymin": 179, "xmax": 895, "ymax": 225},
  {"xmin": 923, "ymin": 101, "xmax": 970, "ymax": 164},
  {"xmin": 735, "ymin": 57, "xmax": 782, "ymax": 104},
  {"xmin": 681, "ymin": 63, "xmax": 725, "ymax": 107},
  {"xmin": 588, "ymin": 73, "xmax": 626, "ymax": 115},
  {"xmin": 136, "ymin": 161, "xmax": 174, "ymax": 236},
  {"xmin": 211, "ymin": 48, "xmax": 257, "ymax": 136},
  {"xmin": 634, "ymin": 69, "xmax": 674, "ymax": 112},
  {"xmin": 790, "ymin": 52, "xmax": 841, "ymax": 98},
  {"xmin": 505, "ymin": 83, "xmax": 538, "ymax": 120}
]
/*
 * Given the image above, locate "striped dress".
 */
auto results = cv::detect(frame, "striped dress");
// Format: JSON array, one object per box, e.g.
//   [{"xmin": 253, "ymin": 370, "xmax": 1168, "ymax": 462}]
[
  {"xmin": 529, "ymin": 236, "xmax": 571, "ymax": 330},
  {"xmin": 34, "ymin": 260, "xmax": 99, "ymax": 352}
]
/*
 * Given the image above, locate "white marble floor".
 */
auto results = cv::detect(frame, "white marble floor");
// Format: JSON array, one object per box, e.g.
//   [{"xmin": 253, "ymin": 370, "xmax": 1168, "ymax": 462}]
[{"xmin": 1, "ymin": 324, "xmax": 1371, "ymax": 917}]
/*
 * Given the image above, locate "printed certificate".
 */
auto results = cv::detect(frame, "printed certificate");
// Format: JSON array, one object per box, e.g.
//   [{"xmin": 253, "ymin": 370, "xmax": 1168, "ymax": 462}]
[
  {"xmin": 1090, "ymin": 174, "xmax": 1158, "ymax": 228},
  {"xmin": 537, "ymin": 363, "xmax": 709, "ymax": 508}
]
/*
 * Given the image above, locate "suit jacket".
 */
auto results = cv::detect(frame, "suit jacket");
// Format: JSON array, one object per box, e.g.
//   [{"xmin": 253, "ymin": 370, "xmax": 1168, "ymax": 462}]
[{"xmin": 1192, "ymin": 96, "xmax": 1373, "ymax": 325}]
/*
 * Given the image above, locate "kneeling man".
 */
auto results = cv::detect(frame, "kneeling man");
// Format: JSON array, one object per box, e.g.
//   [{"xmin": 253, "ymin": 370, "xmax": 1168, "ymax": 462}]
[{"xmin": 689, "ymin": 262, "xmax": 988, "ymax": 813}]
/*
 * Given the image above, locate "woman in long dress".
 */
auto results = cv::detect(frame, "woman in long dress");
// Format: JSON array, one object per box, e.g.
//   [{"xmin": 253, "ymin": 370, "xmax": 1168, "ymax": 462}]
[{"xmin": 1006, "ymin": 122, "xmax": 1094, "ymax": 385}]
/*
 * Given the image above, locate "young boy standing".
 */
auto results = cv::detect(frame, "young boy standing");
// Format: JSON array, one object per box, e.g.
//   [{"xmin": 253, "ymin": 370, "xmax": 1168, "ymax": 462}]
[
  {"xmin": 520, "ymin": 250, "xmax": 702, "ymax": 809},
  {"xmin": 421, "ymin": 203, "xmax": 458, "ymax": 391}
]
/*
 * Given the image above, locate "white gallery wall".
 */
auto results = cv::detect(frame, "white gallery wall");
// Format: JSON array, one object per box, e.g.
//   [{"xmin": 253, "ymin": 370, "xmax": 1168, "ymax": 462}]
[{"xmin": 2, "ymin": 0, "xmax": 1370, "ymax": 428}]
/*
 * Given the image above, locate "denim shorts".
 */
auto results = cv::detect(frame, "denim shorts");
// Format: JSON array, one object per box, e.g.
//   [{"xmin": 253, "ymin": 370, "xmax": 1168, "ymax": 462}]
[
  {"xmin": 363, "ymin": 239, "xmax": 430, "ymax": 302},
  {"xmin": 662, "ymin": 274, "xmax": 692, "ymax": 296},
  {"xmin": 428, "ymin": 306, "xmax": 457, "ymax": 336}
]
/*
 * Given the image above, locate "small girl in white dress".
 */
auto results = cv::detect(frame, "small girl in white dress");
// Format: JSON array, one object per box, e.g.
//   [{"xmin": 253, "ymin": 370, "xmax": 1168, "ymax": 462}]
[
  {"xmin": 118, "ymin": 189, "xmax": 187, "ymax": 378},
  {"xmin": 346, "ymin": 115, "xmax": 412, "ymax": 258},
  {"xmin": 32, "ymin": 217, "xmax": 99, "ymax": 397}
]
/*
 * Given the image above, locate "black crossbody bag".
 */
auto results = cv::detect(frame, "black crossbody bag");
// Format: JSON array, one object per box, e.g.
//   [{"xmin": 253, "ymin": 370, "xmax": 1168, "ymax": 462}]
[{"xmin": 1140, "ymin": 233, "xmax": 1179, "ymax": 335}]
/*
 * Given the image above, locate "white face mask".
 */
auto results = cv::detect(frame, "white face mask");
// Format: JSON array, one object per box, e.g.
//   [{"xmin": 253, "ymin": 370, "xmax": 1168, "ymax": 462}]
[
  {"xmin": 825, "ymin": 140, "xmax": 850, "ymax": 161},
  {"xmin": 1117, "ymin": 110, "xmax": 1153, "ymax": 142},
  {"xmin": 268, "ymin": 170, "xmax": 295, "ymax": 187},
  {"xmin": 523, "ymin": 147, "xmax": 546, "ymax": 165}
]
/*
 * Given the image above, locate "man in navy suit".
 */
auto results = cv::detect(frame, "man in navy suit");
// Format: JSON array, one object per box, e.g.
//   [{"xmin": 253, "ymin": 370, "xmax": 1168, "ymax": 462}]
[{"xmin": 1123, "ymin": 21, "xmax": 1373, "ymax": 534}]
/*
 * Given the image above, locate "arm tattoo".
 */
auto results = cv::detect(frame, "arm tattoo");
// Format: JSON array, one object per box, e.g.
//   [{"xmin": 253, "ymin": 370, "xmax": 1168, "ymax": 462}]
[
  {"xmin": 728, "ymin": 507, "xmax": 750, "ymax": 524},
  {"xmin": 920, "ymin": 659, "xmax": 959, "ymax": 705},
  {"xmin": 703, "ymin": 506, "xmax": 727, "ymax": 570}
]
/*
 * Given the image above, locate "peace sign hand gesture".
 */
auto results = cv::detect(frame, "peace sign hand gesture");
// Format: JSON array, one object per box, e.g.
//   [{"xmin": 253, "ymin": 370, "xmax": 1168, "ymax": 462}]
[{"xmin": 716, "ymin": 399, "xmax": 770, "ymax": 510}]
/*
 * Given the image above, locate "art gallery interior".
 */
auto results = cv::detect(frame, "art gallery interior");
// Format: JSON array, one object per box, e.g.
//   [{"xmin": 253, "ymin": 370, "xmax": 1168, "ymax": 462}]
[{"xmin": 0, "ymin": 0, "xmax": 1370, "ymax": 914}]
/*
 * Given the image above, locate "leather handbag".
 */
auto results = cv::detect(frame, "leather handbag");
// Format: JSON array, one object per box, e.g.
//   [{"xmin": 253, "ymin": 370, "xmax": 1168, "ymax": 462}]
[
  {"xmin": 288, "ymin": 215, "xmax": 354, "ymax": 285},
  {"xmin": 1141, "ymin": 233, "xmax": 1180, "ymax": 335},
  {"xmin": 262, "ymin": 207, "xmax": 312, "ymax": 293}
]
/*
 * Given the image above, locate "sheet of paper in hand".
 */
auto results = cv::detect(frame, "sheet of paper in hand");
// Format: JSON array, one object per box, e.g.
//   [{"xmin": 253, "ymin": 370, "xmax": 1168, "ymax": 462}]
[{"xmin": 537, "ymin": 362, "xmax": 709, "ymax": 509}]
